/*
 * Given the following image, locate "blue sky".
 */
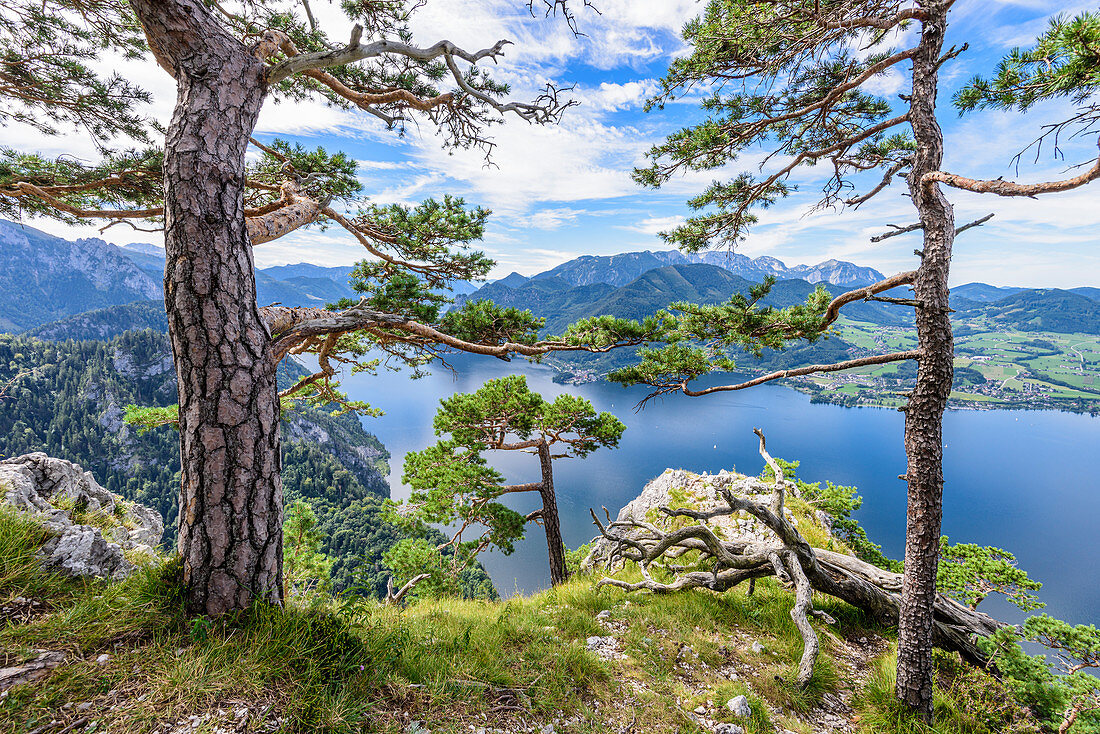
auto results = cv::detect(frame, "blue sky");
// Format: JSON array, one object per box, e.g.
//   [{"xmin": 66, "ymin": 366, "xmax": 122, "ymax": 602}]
[{"xmin": 17, "ymin": 1, "xmax": 1100, "ymax": 287}]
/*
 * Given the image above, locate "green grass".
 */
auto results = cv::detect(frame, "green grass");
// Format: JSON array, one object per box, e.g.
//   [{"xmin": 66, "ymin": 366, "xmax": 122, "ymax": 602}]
[
  {"xmin": 0, "ymin": 502, "xmax": 1044, "ymax": 734},
  {"xmin": 854, "ymin": 650, "xmax": 1041, "ymax": 734},
  {"xmin": 2, "ymin": 561, "xmax": 612, "ymax": 733},
  {"xmin": 0, "ymin": 544, "xmax": 868, "ymax": 733},
  {"xmin": 0, "ymin": 506, "xmax": 71, "ymax": 600}
]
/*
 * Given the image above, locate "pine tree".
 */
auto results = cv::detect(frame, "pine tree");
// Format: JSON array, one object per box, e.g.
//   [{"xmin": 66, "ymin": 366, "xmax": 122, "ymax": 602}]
[
  {"xmin": 390, "ymin": 375, "xmax": 624, "ymax": 593},
  {"xmin": 937, "ymin": 537, "xmax": 1043, "ymax": 612},
  {"xmin": 282, "ymin": 500, "xmax": 334, "ymax": 601},
  {"xmin": 981, "ymin": 615, "xmax": 1100, "ymax": 733},
  {"xmin": 0, "ymin": 0, "xmax": 654, "ymax": 616},
  {"xmin": 614, "ymin": 0, "xmax": 1100, "ymax": 716}
]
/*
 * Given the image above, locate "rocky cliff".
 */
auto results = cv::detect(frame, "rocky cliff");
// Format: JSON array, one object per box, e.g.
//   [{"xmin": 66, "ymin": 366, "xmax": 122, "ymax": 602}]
[
  {"xmin": 0, "ymin": 220, "xmax": 162, "ymax": 332},
  {"xmin": 0, "ymin": 453, "xmax": 163, "ymax": 580}
]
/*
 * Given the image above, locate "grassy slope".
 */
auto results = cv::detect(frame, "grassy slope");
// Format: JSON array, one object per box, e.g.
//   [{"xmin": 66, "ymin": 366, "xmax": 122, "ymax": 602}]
[{"xmin": 0, "ymin": 498, "xmax": 1040, "ymax": 734}]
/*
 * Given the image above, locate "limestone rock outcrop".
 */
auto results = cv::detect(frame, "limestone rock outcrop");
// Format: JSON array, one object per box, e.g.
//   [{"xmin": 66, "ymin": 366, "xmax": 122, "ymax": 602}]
[
  {"xmin": 582, "ymin": 468, "xmax": 785, "ymax": 572},
  {"xmin": 0, "ymin": 453, "xmax": 164, "ymax": 580}
]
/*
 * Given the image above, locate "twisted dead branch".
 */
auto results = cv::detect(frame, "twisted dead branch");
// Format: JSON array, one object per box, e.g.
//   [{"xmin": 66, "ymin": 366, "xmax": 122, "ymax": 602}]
[{"xmin": 591, "ymin": 430, "xmax": 1006, "ymax": 687}]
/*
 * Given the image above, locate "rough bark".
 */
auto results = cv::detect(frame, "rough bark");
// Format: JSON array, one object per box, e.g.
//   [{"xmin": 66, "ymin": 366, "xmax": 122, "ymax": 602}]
[
  {"xmin": 538, "ymin": 441, "xmax": 569, "ymax": 586},
  {"xmin": 130, "ymin": 0, "xmax": 283, "ymax": 616},
  {"xmin": 925, "ymin": 140, "xmax": 1100, "ymax": 196},
  {"xmin": 897, "ymin": 0, "xmax": 956, "ymax": 716}
]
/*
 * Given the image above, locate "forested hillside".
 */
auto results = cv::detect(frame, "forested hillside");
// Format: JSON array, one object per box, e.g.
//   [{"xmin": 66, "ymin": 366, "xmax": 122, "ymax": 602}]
[
  {"xmin": 25, "ymin": 300, "xmax": 168, "ymax": 341},
  {"xmin": 0, "ymin": 330, "xmax": 492, "ymax": 597},
  {"xmin": 952, "ymin": 289, "xmax": 1100, "ymax": 334}
]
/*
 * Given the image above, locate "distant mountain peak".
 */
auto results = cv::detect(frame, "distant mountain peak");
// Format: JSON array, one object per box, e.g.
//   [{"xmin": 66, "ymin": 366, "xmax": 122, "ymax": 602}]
[
  {"xmin": 120, "ymin": 242, "xmax": 165, "ymax": 256},
  {"xmin": 0, "ymin": 220, "xmax": 362, "ymax": 334},
  {"xmin": 495, "ymin": 271, "xmax": 529, "ymax": 288},
  {"xmin": 0, "ymin": 219, "xmax": 163, "ymax": 332},
  {"xmin": 527, "ymin": 248, "xmax": 886, "ymax": 289}
]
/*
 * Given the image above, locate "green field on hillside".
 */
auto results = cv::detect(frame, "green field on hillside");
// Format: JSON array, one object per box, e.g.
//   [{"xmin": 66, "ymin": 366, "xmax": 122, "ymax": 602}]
[{"xmin": 796, "ymin": 320, "xmax": 1100, "ymax": 411}]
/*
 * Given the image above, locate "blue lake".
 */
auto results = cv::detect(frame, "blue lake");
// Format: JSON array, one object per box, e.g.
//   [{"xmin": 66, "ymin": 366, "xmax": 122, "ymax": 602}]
[{"xmin": 342, "ymin": 355, "xmax": 1100, "ymax": 626}]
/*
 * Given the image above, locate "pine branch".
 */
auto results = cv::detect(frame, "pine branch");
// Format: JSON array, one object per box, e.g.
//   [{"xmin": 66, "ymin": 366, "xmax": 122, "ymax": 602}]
[
  {"xmin": 679, "ymin": 350, "xmax": 921, "ymax": 398},
  {"xmin": 821, "ymin": 271, "xmax": 917, "ymax": 325},
  {"xmin": 923, "ymin": 139, "xmax": 1100, "ymax": 196},
  {"xmin": 870, "ymin": 213, "xmax": 995, "ymax": 242}
]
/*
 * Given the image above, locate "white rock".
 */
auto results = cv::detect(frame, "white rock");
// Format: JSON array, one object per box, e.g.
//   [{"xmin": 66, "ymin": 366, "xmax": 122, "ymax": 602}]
[
  {"xmin": 714, "ymin": 725, "xmax": 744, "ymax": 734},
  {"xmin": 726, "ymin": 695, "xmax": 751, "ymax": 718},
  {"xmin": 0, "ymin": 454, "xmax": 163, "ymax": 581}
]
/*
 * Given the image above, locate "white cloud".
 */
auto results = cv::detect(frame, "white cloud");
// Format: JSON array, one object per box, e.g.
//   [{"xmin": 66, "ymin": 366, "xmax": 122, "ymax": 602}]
[
  {"xmin": 512, "ymin": 207, "xmax": 583, "ymax": 230},
  {"xmin": 400, "ymin": 115, "xmax": 649, "ymax": 214},
  {"xmin": 484, "ymin": 246, "xmax": 579, "ymax": 276},
  {"xmin": 577, "ymin": 80, "xmax": 661, "ymax": 112},
  {"xmin": 619, "ymin": 215, "xmax": 685, "ymax": 236},
  {"xmin": 861, "ymin": 68, "xmax": 906, "ymax": 97},
  {"xmin": 357, "ymin": 159, "xmax": 404, "ymax": 171}
]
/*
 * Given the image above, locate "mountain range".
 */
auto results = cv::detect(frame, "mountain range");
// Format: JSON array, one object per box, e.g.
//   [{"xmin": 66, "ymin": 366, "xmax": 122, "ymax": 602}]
[
  {"xmin": 0, "ymin": 219, "xmax": 362, "ymax": 333},
  {"xmin": 0, "ymin": 219, "xmax": 161, "ymax": 331},
  {"xmin": 498, "ymin": 249, "xmax": 887, "ymax": 290},
  {"xmin": 2, "ymin": 219, "xmax": 1097, "ymax": 342},
  {"xmin": 461, "ymin": 263, "xmax": 1100, "ymax": 337},
  {"xmin": 461, "ymin": 263, "xmax": 912, "ymax": 335}
]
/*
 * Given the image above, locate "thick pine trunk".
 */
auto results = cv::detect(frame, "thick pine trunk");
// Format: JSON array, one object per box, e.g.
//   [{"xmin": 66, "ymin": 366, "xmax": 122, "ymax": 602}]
[
  {"xmin": 130, "ymin": 0, "xmax": 284, "ymax": 616},
  {"xmin": 537, "ymin": 442, "xmax": 569, "ymax": 585},
  {"xmin": 896, "ymin": 0, "xmax": 955, "ymax": 716}
]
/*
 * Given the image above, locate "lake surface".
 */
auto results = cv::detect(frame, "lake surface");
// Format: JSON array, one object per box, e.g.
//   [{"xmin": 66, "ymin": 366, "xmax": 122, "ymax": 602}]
[{"xmin": 342, "ymin": 355, "xmax": 1100, "ymax": 626}]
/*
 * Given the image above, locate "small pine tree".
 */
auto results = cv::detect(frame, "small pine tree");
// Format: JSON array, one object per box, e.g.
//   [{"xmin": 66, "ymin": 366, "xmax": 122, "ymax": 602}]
[
  {"xmin": 937, "ymin": 537, "xmax": 1043, "ymax": 612},
  {"xmin": 981, "ymin": 615, "xmax": 1100, "ymax": 734},
  {"xmin": 283, "ymin": 500, "xmax": 334, "ymax": 604},
  {"xmin": 387, "ymin": 375, "xmax": 624, "ymax": 595}
]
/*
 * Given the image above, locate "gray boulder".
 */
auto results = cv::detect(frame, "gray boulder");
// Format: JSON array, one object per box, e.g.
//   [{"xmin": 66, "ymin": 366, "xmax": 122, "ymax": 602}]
[
  {"xmin": 726, "ymin": 695, "xmax": 751, "ymax": 718},
  {"xmin": 582, "ymin": 468, "xmax": 770, "ymax": 571},
  {"xmin": 0, "ymin": 453, "xmax": 164, "ymax": 580}
]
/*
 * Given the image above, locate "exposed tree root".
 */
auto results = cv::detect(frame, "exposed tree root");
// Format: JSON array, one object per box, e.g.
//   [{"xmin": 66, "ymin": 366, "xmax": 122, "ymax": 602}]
[{"xmin": 591, "ymin": 430, "xmax": 1006, "ymax": 687}]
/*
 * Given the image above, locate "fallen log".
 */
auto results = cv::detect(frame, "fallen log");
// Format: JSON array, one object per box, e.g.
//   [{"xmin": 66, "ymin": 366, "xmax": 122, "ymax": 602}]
[{"xmin": 591, "ymin": 430, "xmax": 1006, "ymax": 687}]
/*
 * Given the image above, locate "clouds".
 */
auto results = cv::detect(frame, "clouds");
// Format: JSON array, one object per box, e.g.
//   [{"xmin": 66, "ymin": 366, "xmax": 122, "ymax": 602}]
[
  {"xmin": 5, "ymin": 0, "xmax": 1096, "ymax": 288},
  {"xmin": 512, "ymin": 207, "xmax": 583, "ymax": 230},
  {"xmin": 576, "ymin": 80, "xmax": 662, "ymax": 112},
  {"xmin": 619, "ymin": 215, "xmax": 686, "ymax": 236}
]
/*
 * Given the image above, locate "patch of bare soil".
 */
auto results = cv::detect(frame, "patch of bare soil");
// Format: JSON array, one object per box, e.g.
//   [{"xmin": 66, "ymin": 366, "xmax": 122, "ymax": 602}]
[{"xmin": 0, "ymin": 596, "xmax": 51, "ymax": 626}]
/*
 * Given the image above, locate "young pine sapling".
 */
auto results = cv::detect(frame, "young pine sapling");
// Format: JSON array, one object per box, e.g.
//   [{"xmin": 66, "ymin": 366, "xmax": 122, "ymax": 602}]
[
  {"xmin": 937, "ymin": 537, "xmax": 1043, "ymax": 612},
  {"xmin": 981, "ymin": 615, "xmax": 1100, "ymax": 734},
  {"xmin": 387, "ymin": 375, "xmax": 624, "ymax": 597},
  {"xmin": 282, "ymin": 500, "xmax": 334, "ymax": 603}
]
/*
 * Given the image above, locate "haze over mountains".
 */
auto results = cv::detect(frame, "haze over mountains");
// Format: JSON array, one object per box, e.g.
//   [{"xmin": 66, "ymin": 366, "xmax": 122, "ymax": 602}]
[
  {"xmin": 501, "ymin": 249, "xmax": 887, "ymax": 289},
  {"xmin": 0, "ymin": 219, "xmax": 358, "ymax": 333},
  {"xmin": 2, "ymin": 219, "xmax": 1099, "ymax": 341}
]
